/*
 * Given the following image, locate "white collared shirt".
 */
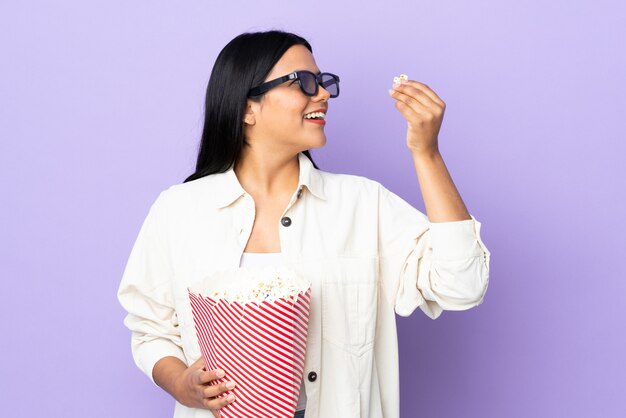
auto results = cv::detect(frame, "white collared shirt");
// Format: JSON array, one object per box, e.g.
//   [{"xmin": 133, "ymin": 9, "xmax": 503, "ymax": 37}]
[{"xmin": 117, "ymin": 152, "xmax": 491, "ymax": 418}]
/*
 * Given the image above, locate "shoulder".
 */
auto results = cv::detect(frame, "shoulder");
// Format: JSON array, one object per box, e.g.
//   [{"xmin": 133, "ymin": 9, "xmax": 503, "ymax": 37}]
[
  {"xmin": 151, "ymin": 174, "xmax": 219, "ymax": 212},
  {"xmin": 164, "ymin": 175, "xmax": 214, "ymax": 197},
  {"xmin": 318, "ymin": 170, "xmax": 383, "ymax": 197},
  {"xmin": 318, "ymin": 169, "xmax": 415, "ymax": 214},
  {"xmin": 316, "ymin": 170, "xmax": 383, "ymax": 206}
]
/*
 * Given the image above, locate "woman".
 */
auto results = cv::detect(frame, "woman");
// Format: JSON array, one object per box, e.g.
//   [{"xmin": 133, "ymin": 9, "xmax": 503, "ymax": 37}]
[{"xmin": 117, "ymin": 30, "xmax": 491, "ymax": 418}]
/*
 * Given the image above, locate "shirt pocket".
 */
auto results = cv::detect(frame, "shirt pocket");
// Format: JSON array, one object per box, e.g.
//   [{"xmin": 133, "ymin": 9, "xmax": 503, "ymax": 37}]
[{"xmin": 321, "ymin": 265, "xmax": 377, "ymax": 357}]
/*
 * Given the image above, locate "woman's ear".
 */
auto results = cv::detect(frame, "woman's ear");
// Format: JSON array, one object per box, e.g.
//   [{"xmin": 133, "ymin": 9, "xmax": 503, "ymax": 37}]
[{"xmin": 243, "ymin": 100, "xmax": 256, "ymax": 126}]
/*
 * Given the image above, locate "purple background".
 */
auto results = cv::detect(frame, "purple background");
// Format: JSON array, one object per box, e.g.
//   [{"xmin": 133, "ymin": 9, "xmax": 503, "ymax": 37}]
[{"xmin": 2, "ymin": 1, "xmax": 625, "ymax": 417}]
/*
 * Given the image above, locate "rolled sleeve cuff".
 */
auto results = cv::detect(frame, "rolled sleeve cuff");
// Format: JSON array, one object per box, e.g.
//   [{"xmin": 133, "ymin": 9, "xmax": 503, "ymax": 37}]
[
  {"xmin": 428, "ymin": 214, "xmax": 486, "ymax": 260},
  {"xmin": 135, "ymin": 339, "xmax": 188, "ymax": 387}
]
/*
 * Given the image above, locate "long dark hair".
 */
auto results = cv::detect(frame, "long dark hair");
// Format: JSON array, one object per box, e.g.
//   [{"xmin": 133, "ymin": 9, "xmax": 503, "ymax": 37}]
[{"xmin": 183, "ymin": 30, "xmax": 320, "ymax": 183}]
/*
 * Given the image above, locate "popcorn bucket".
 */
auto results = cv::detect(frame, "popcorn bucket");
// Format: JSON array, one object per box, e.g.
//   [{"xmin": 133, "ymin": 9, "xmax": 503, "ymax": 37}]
[{"xmin": 187, "ymin": 266, "xmax": 312, "ymax": 418}]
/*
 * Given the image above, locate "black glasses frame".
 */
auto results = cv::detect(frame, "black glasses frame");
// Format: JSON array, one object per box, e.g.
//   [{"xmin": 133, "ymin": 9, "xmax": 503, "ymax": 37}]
[{"xmin": 247, "ymin": 70, "xmax": 340, "ymax": 98}]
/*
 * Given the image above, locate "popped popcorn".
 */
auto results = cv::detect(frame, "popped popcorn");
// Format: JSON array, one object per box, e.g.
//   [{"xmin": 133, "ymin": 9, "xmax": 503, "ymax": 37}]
[
  {"xmin": 188, "ymin": 265, "xmax": 311, "ymax": 306},
  {"xmin": 393, "ymin": 74, "xmax": 408, "ymax": 85}
]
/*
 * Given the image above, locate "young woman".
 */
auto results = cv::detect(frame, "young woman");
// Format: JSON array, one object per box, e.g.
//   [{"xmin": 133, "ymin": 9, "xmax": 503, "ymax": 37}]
[{"xmin": 118, "ymin": 30, "xmax": 491, "ymax": 418}]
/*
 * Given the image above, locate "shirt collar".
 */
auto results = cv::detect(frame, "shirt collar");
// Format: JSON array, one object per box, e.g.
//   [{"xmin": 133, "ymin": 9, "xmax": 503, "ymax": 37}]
[{"xmin": 213, "ymin": 152, "xmax": 326, "ymax": 209}]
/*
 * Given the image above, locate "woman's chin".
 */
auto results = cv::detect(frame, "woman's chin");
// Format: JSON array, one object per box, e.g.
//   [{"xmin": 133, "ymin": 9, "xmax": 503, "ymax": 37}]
[{"xmin": 311, "ymin": 135, "xmax": 327, "ymax": 148}]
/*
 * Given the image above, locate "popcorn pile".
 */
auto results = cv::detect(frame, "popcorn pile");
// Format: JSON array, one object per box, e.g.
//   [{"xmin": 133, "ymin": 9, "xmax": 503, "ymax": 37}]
[
  {"xmin": 393, "ymin": 73, "xmax": 408, "ymax": 85},
  {"xmin": 189, "ymin": 265, "xmax": 311, "ymax": 306}
]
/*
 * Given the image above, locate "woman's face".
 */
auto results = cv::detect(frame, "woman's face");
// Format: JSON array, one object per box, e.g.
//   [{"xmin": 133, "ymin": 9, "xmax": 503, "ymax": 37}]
[{"xmin": 244, "ymin": 45, "xmax": 331, "ymax": 153}]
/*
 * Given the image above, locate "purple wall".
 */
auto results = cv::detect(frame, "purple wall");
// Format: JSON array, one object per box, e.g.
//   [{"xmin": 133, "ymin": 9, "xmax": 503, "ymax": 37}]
[{"xmin": 2, "ymin": 1, "xmax": 625, "ymax": 417}]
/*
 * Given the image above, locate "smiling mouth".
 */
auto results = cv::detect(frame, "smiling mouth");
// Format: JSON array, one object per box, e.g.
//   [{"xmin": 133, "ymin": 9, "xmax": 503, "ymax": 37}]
[{"xmin": 304, "ymin": 118, "xmax": 325, "ymax": 125}]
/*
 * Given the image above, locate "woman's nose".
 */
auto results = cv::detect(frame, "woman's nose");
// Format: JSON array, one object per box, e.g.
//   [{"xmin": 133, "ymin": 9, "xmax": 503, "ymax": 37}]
[{"xmin": 316, "ymin": 85, "xmax": 331, "ymax": 100}]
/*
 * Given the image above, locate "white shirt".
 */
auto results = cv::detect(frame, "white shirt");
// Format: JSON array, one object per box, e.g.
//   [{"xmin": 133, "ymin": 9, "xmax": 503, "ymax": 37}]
[
  {"xmin": 117, "ymin": 151, "xmax": 491, "ymax": 418},
  {"xmin": 238, "ymin": 252, "xmax": 308, "ymax": 412}
]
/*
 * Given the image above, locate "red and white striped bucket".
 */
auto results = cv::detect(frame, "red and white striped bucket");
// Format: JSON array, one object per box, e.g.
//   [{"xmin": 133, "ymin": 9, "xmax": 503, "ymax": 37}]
[{"xmin": 188, "ymin": 286, "xmax": 312, "ymax": 418}]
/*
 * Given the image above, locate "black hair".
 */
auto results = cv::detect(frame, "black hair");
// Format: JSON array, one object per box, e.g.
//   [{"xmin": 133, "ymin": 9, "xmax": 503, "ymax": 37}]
[{"xmin": 183, "ymin": 30, "xmax": 320, "ymax": 183}]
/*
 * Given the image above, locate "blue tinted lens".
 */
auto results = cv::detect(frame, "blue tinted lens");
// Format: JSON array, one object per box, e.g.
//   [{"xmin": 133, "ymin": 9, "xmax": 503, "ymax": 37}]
[{"xmin": 320, "ymin": 74, "xmax": 339, "ymax": 97}]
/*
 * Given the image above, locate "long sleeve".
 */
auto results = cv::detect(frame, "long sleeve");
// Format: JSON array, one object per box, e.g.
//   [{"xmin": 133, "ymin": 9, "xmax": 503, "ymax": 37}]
[
  {"xmin": 376, "ymin": 182, "xmax": 491, "ymax": 320},
  {"xmin": 117, "ymin": 190, "xmax": 187, "ymax": 386}
]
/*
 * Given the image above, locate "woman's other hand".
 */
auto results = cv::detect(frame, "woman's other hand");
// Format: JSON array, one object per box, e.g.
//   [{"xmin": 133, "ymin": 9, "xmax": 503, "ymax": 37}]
[
  {"xmin": 388, "ymin": 79, "xmax": 446, "ymax": 155},
  {"xmin": 174, "ymin": 357, "xmax": 237, "ymax": 417}
]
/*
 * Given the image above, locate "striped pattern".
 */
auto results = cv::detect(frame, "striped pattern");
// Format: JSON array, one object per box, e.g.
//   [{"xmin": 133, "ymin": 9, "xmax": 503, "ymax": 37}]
[{"xmin": 188, "ymin": 287, "xmax": 312, "ymax": 418}]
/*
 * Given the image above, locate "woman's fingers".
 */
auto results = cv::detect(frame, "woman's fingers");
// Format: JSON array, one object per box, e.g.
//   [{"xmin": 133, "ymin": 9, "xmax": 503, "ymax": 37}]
[
  {"xmin": 198, "ymin": 368, "xmax": 225, "ymax": 384},
  {"xmin": 390, "ymin": 89, "xmax": 429, "ymax": 119},
  {"xmin": 402, "ymin": 80, "xmax": 445, "ymax": 107},
  {"xmin": 202, "ymin": 381, "xmax": 236, "ymax": 399},
  {"xmin": 185, "ymin": 359, "xmax": 237, "ymax": 412},
  {"xmin": 193, "ymin": 366, "xmax": 236, "ymax": 410},
  {"xmin": 390, "ymin": 84, "xmax": 436, "ymax": 116},
  {"xmin": 203, "ymin": 391, "xmax": 236, "ymax": 409},
  {"xmin": 389, "ymin": 81, "xmax": 446, "ymax": 130}
]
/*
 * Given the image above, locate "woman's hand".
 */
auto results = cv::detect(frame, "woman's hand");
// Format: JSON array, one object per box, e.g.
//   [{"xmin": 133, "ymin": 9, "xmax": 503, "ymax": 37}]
[
  {"xmin": 388, "ymin": 79, "xmax": 446, "ymax": 156},
  {"xmin": 174, "ymin": 357, "xmax": 237, "ymax": 418}
]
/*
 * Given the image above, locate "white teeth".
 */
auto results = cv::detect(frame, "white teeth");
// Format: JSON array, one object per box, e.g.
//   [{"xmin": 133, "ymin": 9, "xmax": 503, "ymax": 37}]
[{"xmin": 304, "ymin": 112, "xmax": 325, "ymax": 119}]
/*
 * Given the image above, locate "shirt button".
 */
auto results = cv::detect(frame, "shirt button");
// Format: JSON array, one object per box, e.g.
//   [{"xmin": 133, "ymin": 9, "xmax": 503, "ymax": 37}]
[
  {"xmin": 296, "ymin": 188, "xmax": 303, "ymax": 199},
  {"xmin": 281, "ymin": 216, "xmax": 292, "ymax": 227},
  {"xmin": 307, "ymin": 371, "xmax": 317, "ymax": 382}
]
